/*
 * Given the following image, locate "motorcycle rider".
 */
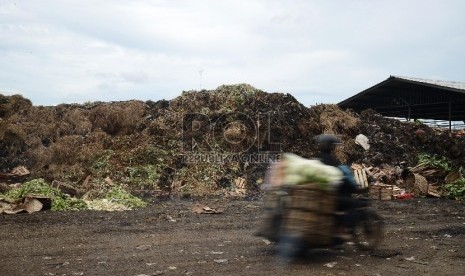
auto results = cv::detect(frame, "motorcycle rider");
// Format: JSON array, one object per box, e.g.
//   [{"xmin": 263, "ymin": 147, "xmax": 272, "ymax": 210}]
[
  {"xmin": 315, "ymin": 134, "xmax": 358, "ymax": 240},
  {"xmin": 316, "ymin": 134, "xmax": 341, "ymax": 167}
]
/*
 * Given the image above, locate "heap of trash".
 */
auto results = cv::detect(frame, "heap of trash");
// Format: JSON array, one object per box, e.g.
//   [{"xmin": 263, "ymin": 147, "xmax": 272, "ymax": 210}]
[
  {"xmin": 1, "ymin": 84, "xmax": 465, "ymax": 202},
  {"xmin": 0, "ymin": 176, "xmax": 147, "ymax": 214}
]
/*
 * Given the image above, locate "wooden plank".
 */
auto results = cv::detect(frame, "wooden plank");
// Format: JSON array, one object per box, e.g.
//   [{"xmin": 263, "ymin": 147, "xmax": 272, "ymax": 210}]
[
  {"xmin": 354, "ymin": 169, "xmax": 361, "ymax": 188},
  {"xmin": 353, "ymin": 169, "xmax": 369, "ymax": 189},
  {"xmin": 357, "ymin": 170, "xmax": 364, "ymax": 188},
  {"xmin": 361, "ymin": 169, "xmax": 369, "ymax": 189},
  {"xmin": 356, "ymin": 170, "xmax": 361, "ymax": 187}
]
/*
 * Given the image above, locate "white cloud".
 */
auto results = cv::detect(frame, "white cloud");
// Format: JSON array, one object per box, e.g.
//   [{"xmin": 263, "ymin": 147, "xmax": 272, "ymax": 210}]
[{"xmin": 1, "ymin": 0, "xmax": 465, "ymax": 106}]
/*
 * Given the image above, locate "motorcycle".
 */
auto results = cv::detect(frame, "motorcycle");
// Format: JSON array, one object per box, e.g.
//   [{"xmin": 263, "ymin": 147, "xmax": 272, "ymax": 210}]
[{"xmin": 257, "ymin": 184, "xmax": 384, "ymax": 260}]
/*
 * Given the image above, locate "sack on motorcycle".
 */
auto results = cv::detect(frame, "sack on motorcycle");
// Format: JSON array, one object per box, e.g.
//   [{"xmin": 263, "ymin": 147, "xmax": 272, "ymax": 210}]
[
  {"xmin": 282, "ymin": 183, "xmax": 336, "ymax": 246},
  {"xmin": 258, "ymin": 182, "xmax": 337, "ymax": 246}
]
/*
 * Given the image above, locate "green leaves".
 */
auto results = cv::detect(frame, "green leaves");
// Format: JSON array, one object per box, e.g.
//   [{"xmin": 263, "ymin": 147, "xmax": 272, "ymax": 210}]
[
  {"xmin": 417, "ymin": 153, "xmax": 452, "ymax": 172},
  {"xmin": 445, "ymin": 178, "xmax": 465, "ymax": 200},
  {"xmin": 5, "ymin": 179, "xmax": 61, "ymax": 199},
  {"xmin": 5, "ymin": 179, "xmax": 88, "ymax": 211},
  {"xmin": 4, "ymin": 179, "xmax": 147, "ymax": 211},
  {"xmin": 52, "ymin": 196, "xmax": 88, "ymax": 211},
  {"xmin": 105, "ymin": 186, "xmax": 147, "ymax": 209}
]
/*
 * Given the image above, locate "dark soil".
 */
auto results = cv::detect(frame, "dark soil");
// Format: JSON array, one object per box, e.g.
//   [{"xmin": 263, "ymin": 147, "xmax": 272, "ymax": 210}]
[{"xmin": 1, "ymin": 197, "xmax": 465, "ymax": 276}]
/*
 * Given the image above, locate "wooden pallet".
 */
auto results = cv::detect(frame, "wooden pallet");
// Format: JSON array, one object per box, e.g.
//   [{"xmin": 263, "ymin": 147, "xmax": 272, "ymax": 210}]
[
  {"xmin": 353, "ymin": 169, "xmax": 369, "ymax": 189},
  {"xmin": 369, "ymin": 184, "xmax": 402, "ymax": 200}
]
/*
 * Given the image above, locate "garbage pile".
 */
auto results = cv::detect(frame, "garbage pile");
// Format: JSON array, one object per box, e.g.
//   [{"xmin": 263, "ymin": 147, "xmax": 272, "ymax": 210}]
[
  {"xmin": 1, "ymin": 84, "xmax": 465, "ymax": 201},
  {"xmin": 0, "ymin": 176, "xmax": 147, "ymax": 214},
  {"xmin": 351, "ymin": 152, "xmax": 465, "ymax": 200}
]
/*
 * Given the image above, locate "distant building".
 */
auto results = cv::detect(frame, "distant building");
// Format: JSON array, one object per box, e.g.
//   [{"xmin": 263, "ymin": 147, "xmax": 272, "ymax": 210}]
[{"xmin": 338, "ymin": 76, "xmax": 465, "ymax": 130}]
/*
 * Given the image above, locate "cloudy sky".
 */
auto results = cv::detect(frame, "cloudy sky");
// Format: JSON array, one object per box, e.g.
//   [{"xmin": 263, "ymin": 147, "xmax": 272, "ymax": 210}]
[{"xmin": 1, "ymin": 0, "xmax": 464, "ymax": 106}]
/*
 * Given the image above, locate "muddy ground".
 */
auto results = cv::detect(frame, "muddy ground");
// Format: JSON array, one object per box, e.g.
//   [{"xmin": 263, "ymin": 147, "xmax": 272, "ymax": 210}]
[{"xmin": 1, "ymin": 197, "xmax": 465, "ymax": 276}]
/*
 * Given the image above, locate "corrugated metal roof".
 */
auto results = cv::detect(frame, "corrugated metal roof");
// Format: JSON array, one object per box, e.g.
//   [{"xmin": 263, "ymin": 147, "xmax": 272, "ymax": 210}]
[
  {"xmin": 392, "ymin": 75, "xmax": 465, "ymax": 91},
  {"xmin": 338, "ymin": 75, "xmax": 465, "ymax": 121}
]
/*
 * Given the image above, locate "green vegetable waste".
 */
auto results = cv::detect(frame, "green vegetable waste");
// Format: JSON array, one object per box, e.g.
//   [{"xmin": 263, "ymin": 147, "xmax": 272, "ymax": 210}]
[{"xmin": 3, "ymin": 179, "xmax": 147, "ymax": 211}]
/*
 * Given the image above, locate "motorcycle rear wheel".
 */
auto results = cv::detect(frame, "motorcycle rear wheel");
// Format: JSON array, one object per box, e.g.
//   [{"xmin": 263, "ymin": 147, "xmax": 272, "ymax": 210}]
[
  {"xmin": 353, "ymin": 208, "xmax": 384, "ymax": 251},
  {"xmin": 277, "ymin": 233, "xmax": 307, "ymax": 262}
]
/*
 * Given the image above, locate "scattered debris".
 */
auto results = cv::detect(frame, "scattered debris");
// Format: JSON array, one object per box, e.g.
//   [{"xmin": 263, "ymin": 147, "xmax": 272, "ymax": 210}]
[
  {"xmin": 394, "ymin": 192, "xmax": 414, "ymax": 200},
  {"xmin": 445, "ymin": 171, "xmax": 463, "ymax": 184},
  {"xmin": 230, "ymin": 177, "xmax": 248, "ymax": 195},
  {"xmin": 86, "ymin": 199, "xmax": 131, "ymax": 211},
  {"xmin": 166, "ymin": 215, "xmax": 177, "ymax": 222},
  {"xmin": 404, "ymin": 256, "xmax": 429, "ymax": 265},
  {"xmin": 1, "ymin": 178, "xmax": 146, "ymax": 213},
  {"xmin": 323, "ymin": 262, "xmax": 337, "ymax": 268},
  {"xmin": 192, "ymin": 204, "xmax": 224, "ymax": 214},
  {"xmin": 136, "ymin": 245, "xmax": 152, "ymax": 251},
  {"xmin": 0, "ymin": 166, "xmax": 30, "ymax": 183},
  {"xmin": 261, "ymin": 239, "xmax": 271, "ymax": 245},
  {"xmin": 211, "ymin": 251, "xmax": 224, "ymax": 255},
  {"xmin": 405, "ymin": 173, "xmax": 429, "ymax": 196},
  {"xmin": 369, "ymin": 184, "xmax": 402, "ymax": 200},
  {"xmin": 355, "ymin": 134, "xmax": 370, "ymax": 150},
  {"xmin": 213, "ymin": 259, "xmax": 228, "ymax": 264},
  {"xmin": 104, "ymin": 186, "xmax": 147, "ymax": 209},
  {"xmin": 0, "ymin": 195, "xmax": 52, "ymax": 214},
  {"xmin": 51, "ymin": 180, "xmax": 83, "ymax": 197},
  {"xmin": 352, "ymin": 165, "xmax": 369, "ymax": 189}
]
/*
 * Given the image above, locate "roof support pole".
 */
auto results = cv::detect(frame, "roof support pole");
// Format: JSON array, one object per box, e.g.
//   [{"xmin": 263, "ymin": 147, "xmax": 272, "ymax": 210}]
[
  {"xmin": 407, "ymin": 105, "xmax": 411, "ymax": 121},
  {"xmin": 398, "ymin": 97, "xmax": 412, "ymax": 121},
  {"xmin": 449, "ymin": 101, "xmax": 452, "ymax": 133}
]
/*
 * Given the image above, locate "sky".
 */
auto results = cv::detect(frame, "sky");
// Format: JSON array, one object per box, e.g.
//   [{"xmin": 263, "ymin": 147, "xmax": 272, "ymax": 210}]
[{"xmin": 1, "ymin": 0, "xmax": 465, "ymax": 106}]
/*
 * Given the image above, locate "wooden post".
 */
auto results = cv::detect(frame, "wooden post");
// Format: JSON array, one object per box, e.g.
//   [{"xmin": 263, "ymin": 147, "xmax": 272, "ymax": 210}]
[{"xmin": 449, "ymin": 101, "xmax": 452, "ymax": 134}]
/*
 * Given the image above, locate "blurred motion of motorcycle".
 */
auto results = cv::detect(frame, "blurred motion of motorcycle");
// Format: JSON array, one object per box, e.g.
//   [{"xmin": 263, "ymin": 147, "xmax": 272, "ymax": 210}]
[{"xmin": 256, "ymin": 153, "xmax": 384, "ymax": 261}]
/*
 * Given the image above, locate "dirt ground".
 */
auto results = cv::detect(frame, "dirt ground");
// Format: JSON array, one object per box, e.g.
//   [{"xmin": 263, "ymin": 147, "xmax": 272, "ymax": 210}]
[{"xmin": 1, "ymin": 197, "xmax": 465, "ymax": 276}]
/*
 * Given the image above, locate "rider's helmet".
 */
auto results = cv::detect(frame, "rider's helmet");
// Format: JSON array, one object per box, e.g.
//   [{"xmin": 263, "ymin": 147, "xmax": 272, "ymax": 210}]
[{"xmin": 315, "ymin": 134, "xmax": 341, "ymax": 153}]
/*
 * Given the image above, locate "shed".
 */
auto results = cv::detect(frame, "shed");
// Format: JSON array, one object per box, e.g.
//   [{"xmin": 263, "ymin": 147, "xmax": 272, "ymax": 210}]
[{"xmin": 338, "ymin": 76, "xmax": 465, "ymax": 129}]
